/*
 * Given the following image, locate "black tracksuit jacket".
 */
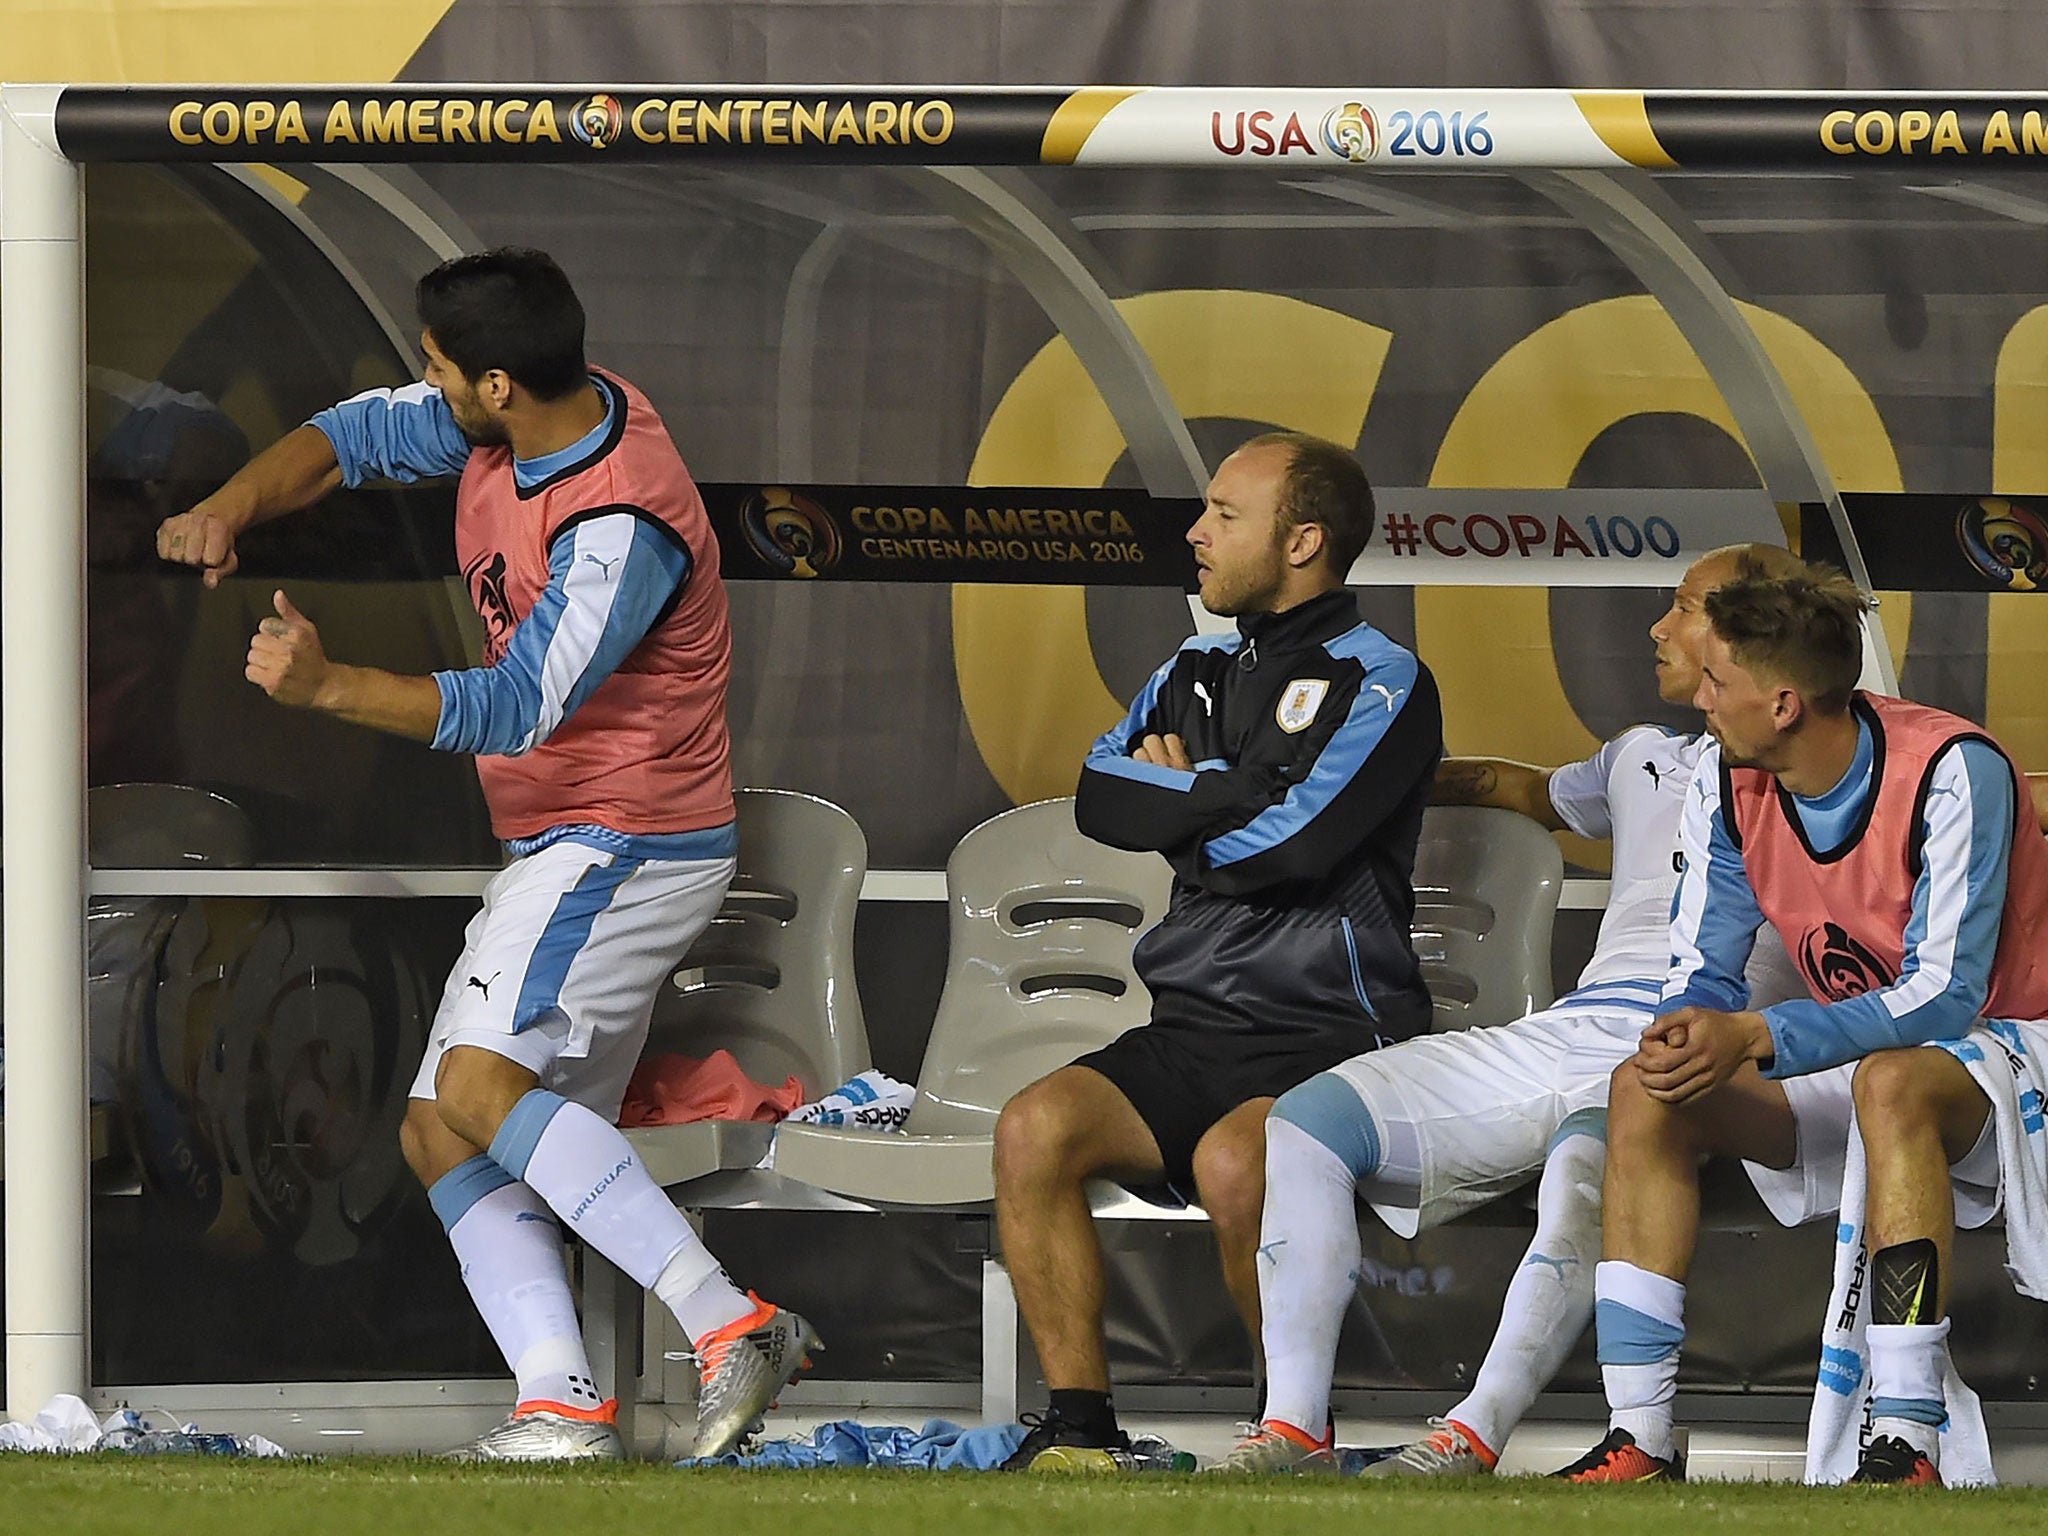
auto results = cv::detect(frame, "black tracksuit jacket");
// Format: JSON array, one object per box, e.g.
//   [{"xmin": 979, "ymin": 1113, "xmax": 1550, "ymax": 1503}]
[{"xmin": 1074, "ymin": 588, "xmax": 1443, "ymax": 1044}]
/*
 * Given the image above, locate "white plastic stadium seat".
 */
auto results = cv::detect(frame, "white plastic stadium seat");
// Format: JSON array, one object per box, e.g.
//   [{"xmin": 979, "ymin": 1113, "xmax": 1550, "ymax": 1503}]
[
  {"xmin": 621, "ymin": 788, "xmax": 874, "ymax": 1187},
  {"xmin": 1410, "ymin": 805, "xmax": 1563, "ymax": 1032},
  {"xmin": 770, "ymin": 797, "xmax": 1173, "ymax": 1205}
]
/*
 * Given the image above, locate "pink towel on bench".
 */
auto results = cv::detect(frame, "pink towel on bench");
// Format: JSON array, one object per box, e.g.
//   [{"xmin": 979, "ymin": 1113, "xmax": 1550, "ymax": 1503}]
[{"xmin": 618, "ymin": 1050, "xmax": 806, "ymax": 1128}]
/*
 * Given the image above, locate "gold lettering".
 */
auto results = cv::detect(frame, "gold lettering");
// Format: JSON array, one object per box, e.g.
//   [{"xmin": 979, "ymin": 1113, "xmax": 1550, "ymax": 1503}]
[
  {"xmin": 2025, "ymin": 111, "xmax": 2048, "ymax": 154},
  {"xmin": 442, "ymin": 99, "xmax": 476, "ymax": 143},
  {"xmin": 984, "ymin": 508, "xmax": 1020, "ymax": 536},
  {"xmin": 912, "ymin": 100, "xmax": 952, "ymax": 145},
  {"xmin": 325, "ymin": 101, "xmax": 358, "ymax": 143},
  {"xmin": 493, "ymin": 100, "xmax": 526, "ymax": 141},
  {"xmin": 1821, "ymin": 109, "xmax": 1855, "ymax": 154},
  {"xmin": 408, "ymin": 99, "xmax": 439, "ymax": 143},
  {"xmin": 1020, "ymin": 509, "xmax": 1045, "ymax": 536},
  {"xmin": 526, "ymin": 101, "xmax": 560, "ymax": 142},
  {"xmin": 1933, "ymin": 110, "xmax": 1965, "ymax": 154},
  {"xmin": 865, "ymin": 100, "xmax": 900, "ymax": 143},
  {"xmin": 1897, "ymin": 109, "xmax": 1931, "ymax": 153},
  {"xmin": 791, "ymin": 100, "xmax": 826, "ymax": 143},
  {"xmin": 851, "ymin": 506, "xmax": 876, "ymax": 532},
  {"xmin": 170, "ymin": 102, "xmax": 204, "ymax": 145},
  {"xmin": 631, "ymin": 99, "xmax": 665, "ymax": 143},
  {"xmin": 761, "ymin": 100, "xmax": 790, "ymax": 145},
  {"xmin": 1109, "ymin": 511, "xmax": 1135, "ymax": 537},
  {"xmin": 828, "ymin": 102, "xmax": 862, "ymax": 143},
  {"xmin": 732, "ymin": 99, "xmax": 763, "ymax": 140},
  {"xmin": 361, "ymin": 100, "xmax": 406, "ymax": 143},
  {"xmin": 478, "ymin": 99, "xmax": 494, "ymax": 143},
  {"xmin": 1854, "ymin": 112, "xmax": 1894, "ymax": 154},
  {"xmin": 698, "ymin": 100, "xmax": 731, "ymax": 143},
  {"xmin": 1984, "ymin": 109, "xmax": 2018, "ymax": 154},
  {"xmin": 276, "ymin": 100, "xmax": 308, "ymax": 143},
  {"xmin": 243, "ymin": 100, "xmax": 276, "ymax": 141},
  {"xmin": 202, "ymin": 103, "xmax": 239, "ymax": 146},
  {"xmin": 668, "ymin": 99, "xmax": 695, "ymax": 144}
]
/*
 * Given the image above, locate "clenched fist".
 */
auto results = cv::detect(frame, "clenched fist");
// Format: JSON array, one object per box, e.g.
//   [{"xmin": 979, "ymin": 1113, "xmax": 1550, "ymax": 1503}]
[
  {"xmin": 246, "ymin": 589, "xmax": 328, "ymax": 708},
  {"xmin": 157, "ymin": 505, "xmax": 241, "ymax": 588}
]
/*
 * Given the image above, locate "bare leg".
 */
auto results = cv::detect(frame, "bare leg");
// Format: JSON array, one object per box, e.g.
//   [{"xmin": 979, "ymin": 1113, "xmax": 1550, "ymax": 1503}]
[
  {"xmin": 1857, "ymin": 1047, "xmax": 1991, "ymax": 1316},
  {"xmin": 1190, "ymin": 1097, "xmax": 1277, "ymax": 1364},
  {"xmin": 1850, "ymin": 1046, "xmax": 1995, "ymax": 1475},
  {"xmin": 1570, "ymin": 1060, "xmax": 1796, "ymax": 1472},
  {"xmin": 1603, "ymin": 1059, "xmax": 1795, "ymax": 1277},
  {"xmin": 400, "ymin": 1094, "xmax": 492, "ymax": 1187},
  {"xmin": 431, "ymin": 1044, "xmax": 542, "ymax": 1152},
  {"xmin": 993, "ymin": 1065, "xmax": 1166, "ymax": 1393}
]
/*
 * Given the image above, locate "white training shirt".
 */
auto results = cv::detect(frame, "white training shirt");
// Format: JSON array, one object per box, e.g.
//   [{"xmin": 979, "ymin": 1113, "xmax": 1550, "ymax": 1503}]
[{"xmin": 1547, "ymin": 724, "xmax": 1803, "ymax": 1011}]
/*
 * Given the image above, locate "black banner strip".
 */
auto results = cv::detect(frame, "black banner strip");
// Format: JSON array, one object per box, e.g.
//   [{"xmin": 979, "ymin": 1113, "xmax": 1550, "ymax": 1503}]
[
  {"xmin": 1644, "ymin": 94, "xmax": 2048, "ymax": 168},
  {"xmin": 54, "ymin": 87, "xmax": 1072, "ymax": 164},
  {"xmin": 699, "ymin": 481, "xmax": 1200, "ymax": 586},
  {"xmin": 1805, "ymin": 493, "xmax": 2048, "ymax": 593}
]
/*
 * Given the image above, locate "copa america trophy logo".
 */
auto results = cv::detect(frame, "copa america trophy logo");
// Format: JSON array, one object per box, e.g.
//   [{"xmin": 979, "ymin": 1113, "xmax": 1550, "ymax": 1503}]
[
  {"xmin": 1956, "ymin": 495, "xmax": 2048, "ymax": 591},
  {"xmin": 1321, "ymin": 100, "xmax": 1380, "ymax": 161},
  {"xmin": 570, "ymin": 93, "xmax": 624, "ymax": 150}
]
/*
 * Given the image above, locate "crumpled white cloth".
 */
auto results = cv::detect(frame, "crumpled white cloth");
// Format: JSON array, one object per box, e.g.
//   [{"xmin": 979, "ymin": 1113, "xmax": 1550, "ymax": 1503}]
[
  {"xmin": 0, "ymin": 1394, "xmax": 288, "ymax": 1457},
  {"xmin": 0, "ymin": 1394, "xmax": 104, "ymax": 1452},
  {"xmin": 784, "ymin": 1070, "xmax": 916, "ymax": 1131}
]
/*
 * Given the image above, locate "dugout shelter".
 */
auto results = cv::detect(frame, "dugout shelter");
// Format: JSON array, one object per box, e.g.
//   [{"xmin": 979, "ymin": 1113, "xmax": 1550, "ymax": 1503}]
[{"xmin": 4, "ymin": 84, "xmax": 2048, "ymax": 1462}]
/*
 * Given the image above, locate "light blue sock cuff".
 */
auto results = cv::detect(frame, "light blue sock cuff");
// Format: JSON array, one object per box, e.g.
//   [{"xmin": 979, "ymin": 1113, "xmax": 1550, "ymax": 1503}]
[
  {"xmin": 1872, "ymin": 1395, "xmax": 1948, "ymax": 1428},
  {"xmin": 1595, "ymin": 1299, "xmax": 1686, "ymax": 1365},
  {"xmin": 490, "ymin": 1088, "xmax": 569, "ymax": 1180},
  {"xmin": 428, "ymin": 1153, "xmax": 516, "ymax": 1231},
  {"xmin": 1549, "ymin": 1106, "xmax": 1608, "ymax": 1153},
  {"xmin": 1270, "ymin": 1072, "xmax": 1381, "ymax": 1180}
]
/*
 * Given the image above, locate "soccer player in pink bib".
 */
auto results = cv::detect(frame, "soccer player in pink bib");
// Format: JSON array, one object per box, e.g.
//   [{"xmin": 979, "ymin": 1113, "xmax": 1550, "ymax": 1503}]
[
  {"xmin": 156, "ymin": 248, "xmax": 813, "ymax": 1463},
  {"xmin": 1560, "ymin": 566, "xmax": 2048, "ymax": 1486}
]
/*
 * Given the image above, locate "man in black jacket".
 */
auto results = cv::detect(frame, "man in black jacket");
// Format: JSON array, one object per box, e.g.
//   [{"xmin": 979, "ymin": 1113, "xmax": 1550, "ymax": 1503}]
[{"xmin": 994, "ymin": 431, "xmax": 1443, "ymax": 1471}]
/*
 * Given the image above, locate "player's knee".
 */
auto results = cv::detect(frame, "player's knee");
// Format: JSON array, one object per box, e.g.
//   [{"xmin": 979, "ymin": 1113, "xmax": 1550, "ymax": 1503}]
[
  {"xmin": 1604, "ymin": 1059, "xmax": 1679, "ymax": 1150},
  {"xmin": 398, "ymin": 1100, "xmax": 436, "ymax": 1183},
  {"xmin": 994, "ymin": 1078, "xmax": 1084, "ymax": 1185},
  {"xmin": 1853, "ymin": 1049, "xmax": 1944, "ymax": 1128},
  {"xmin": 1191, "ymin": 1120, "xmax": 1266, "ymax": 1229},
  {"xmin": 432, "ymin": 1046, "xmax": 536, "ymax": 1149},
  {"xmin": 1269, "ymin": 1073, "xmax": 1380, "ymax": 1181}
]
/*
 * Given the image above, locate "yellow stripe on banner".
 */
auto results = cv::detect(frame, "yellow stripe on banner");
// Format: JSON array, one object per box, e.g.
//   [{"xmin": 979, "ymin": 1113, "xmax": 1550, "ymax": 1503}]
[
  {"xmin": 1040, "ymin": 87, "xmax": 1142, "ymax": 164},
  {"xmin": 0, "ymin": 0, "xmax": 457, "ymax": 85},
  {"xmin": 246, "ymin": 164, "xmax": 310, "ymax": 205},
  {"xmin": 1573, "ymin": 92, "xmax": 1678, "ymax": 169}
]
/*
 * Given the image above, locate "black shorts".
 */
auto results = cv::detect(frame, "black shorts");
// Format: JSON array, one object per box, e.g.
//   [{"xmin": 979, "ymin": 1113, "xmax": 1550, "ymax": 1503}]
[{"xmin": 1071, "ymin": 1022, "xmax": 1365, "ymax": 1201}]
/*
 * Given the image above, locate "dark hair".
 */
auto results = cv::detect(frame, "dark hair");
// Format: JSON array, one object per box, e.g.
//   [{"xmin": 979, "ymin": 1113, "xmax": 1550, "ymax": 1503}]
[
  {"xmin": 415, "ymin": 248, "xmax": 588, "ymax": 401},
  {"xmin": 1704, "ymin": 564, "xmax": 1870, "ymax": 715},
  {"xmin": 1720, "ymin": 542, "xmax": 1806, "ymax": 584},
  {"xmin": 1239, "ymin": 431, "xmax": 1376, "ymax": 577}
]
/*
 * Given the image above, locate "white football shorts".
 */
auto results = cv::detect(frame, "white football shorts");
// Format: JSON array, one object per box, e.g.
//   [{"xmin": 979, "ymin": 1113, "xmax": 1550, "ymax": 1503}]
[
  {"xmin": 409, "ymin": 836, "xmax": 734, "ymax": 1122},
  {"xmin": 1325, "ymin": 999, "xmax": 1643, "ymax": 1238}
]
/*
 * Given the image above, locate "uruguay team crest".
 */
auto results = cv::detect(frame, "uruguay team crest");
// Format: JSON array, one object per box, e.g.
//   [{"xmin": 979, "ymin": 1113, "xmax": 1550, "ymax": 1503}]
[{"xmin": 1276, "ymin": 678, "xmax": 1328, "ymax": 733}]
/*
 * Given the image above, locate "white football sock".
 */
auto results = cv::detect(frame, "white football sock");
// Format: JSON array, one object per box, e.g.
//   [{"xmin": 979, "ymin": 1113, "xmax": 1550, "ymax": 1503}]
[
  {"xmin": 432, "ymin": 1157, "xmax": 603, "ymax": 1412},
  {"xmin": 1868, "ymin": 1319, "xmax": 1950, "ymax": 1462},
  {"xmin": 1256, "ymin": 1116, "xmax": 1362, "ymax": 1436},
  {"xmin": 492, "ymin": 1089, "xmax": 754, "ymax": 1343},
  {"xmin": 1596, "ymin": 1259, "xmax": 1686, "ymax": 1461},
  {"xmin": 1445, "ymin": 1123, "xmax": 1604, "ymax": 1455}
]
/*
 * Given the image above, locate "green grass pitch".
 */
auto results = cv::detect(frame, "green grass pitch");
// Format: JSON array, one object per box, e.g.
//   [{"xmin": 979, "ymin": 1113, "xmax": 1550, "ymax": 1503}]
[{"xmin": 2, "ymin": 1459, "xmax": 2044, "ymax": 1536}]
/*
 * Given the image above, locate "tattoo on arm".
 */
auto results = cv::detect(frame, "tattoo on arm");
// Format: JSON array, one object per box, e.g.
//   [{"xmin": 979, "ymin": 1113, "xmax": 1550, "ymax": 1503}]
[{"xmin": 1434, "ymin": 761, "xmax": 1499, "ymax": 805}]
